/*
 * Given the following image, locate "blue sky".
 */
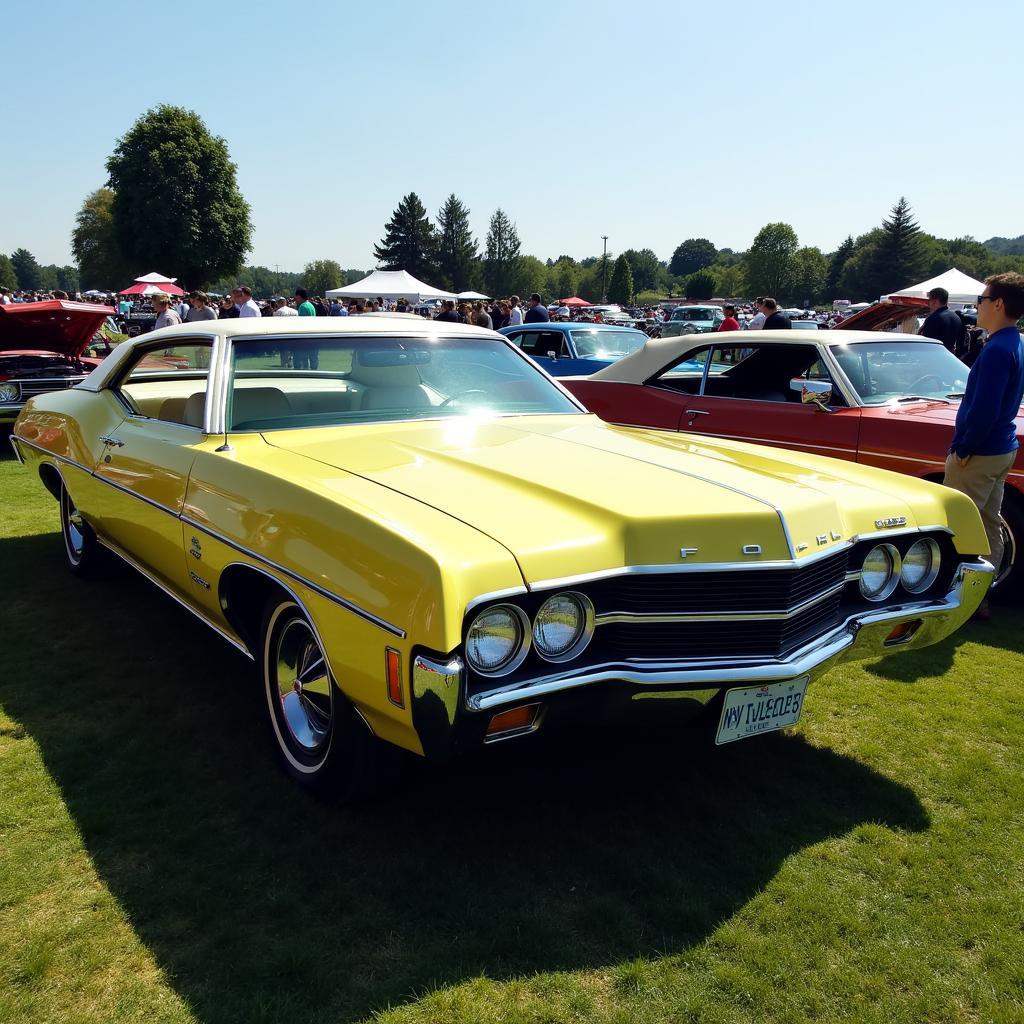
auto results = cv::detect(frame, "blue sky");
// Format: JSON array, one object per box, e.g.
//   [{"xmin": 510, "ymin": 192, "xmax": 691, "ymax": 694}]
[{"xmin": 2, "ymin": 0, "xmax": 1021, "ymax": 273}]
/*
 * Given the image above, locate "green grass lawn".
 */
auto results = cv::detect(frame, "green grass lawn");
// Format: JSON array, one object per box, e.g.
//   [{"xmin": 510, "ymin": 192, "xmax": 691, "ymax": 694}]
[{"xmin": 1, "ymin": 450, "xmax": 1022, "ymax": 1024}]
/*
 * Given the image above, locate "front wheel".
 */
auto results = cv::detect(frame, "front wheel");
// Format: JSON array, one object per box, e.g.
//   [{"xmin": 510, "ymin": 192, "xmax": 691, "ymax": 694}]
[
  {"xmin": 994, "ymin": 491, "xmax": 1024, "ymax": 596},
  {"xmin": 59, "ymin": 481, "xmax": 102, "ymax": 576},
  {"xmin": 260, "ymin": 597, "xmax": 400, "ymax": 799}
]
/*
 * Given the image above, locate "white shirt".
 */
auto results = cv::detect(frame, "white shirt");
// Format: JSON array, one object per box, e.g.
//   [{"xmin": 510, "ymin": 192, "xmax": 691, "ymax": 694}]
[
  {"xmin": 508, "ymin": 306, "xmax": 524, "ymax": 326},
  {"xmin": 237, "ymin": 299, "xmax": 261, "ymax": 318},
  {"xmin": 273, "ymin": 305, "xmax": 298, "ymax": 316},
  {"xmin": 747, "ymin": 311, "xmax": 766, "ymax": 330}
]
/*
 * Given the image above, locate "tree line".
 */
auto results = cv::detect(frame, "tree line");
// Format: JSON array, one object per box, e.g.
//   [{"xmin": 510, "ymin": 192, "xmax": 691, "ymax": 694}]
[{"xmin": 6, "ymin": 104, "xmax": 1023, "ymax": 306}]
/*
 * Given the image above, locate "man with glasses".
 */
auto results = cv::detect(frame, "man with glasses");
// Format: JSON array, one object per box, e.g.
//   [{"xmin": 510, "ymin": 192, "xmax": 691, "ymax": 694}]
[{"xmin": 943, "ymin": 272, "xmax": 1024, "ymax": 618}]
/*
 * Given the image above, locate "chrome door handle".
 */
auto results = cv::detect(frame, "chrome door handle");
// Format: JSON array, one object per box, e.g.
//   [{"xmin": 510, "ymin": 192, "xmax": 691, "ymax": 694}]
[
  {"xmin": 684, "ymin": 409, "xmax": 710, "ymax": 417},
  {"xmin": 99, "ymin": 434, "xmax": 125, "ymax": 447}
]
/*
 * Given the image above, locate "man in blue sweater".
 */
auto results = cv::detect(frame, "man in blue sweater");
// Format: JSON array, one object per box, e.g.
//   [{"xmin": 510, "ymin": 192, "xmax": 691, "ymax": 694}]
[{"xmin": 943, "ymin": 272, "xmax": 1024, "ymax": 616}]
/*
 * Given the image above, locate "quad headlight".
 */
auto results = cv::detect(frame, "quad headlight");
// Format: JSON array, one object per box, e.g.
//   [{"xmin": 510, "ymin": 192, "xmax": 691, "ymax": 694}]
[
  {"xmin": 533, "ymin": 592, "xmax": 594, "ymax": 662},
  {"xmin": 900, "ymin": 537, "xmax": 941, "ymax": 593},
  {"xmin": 859, "ymin": 543, "xmax": 902, "ymax": 601},
  {"xmin": 0, "ymin": 381, "xmax": 19, "ymax": 403},
  {"xmin": 466, "ymin": 604, "xmax": 530, "ymax": 675}
]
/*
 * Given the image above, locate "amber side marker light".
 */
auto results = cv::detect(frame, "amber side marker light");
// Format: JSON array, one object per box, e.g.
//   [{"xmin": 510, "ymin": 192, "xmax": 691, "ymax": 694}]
[
  {"xmin": 385, "ymin": 648, "xmax": 404, "ymax": 707},
  {"xmin": 485, "ymin": 704, "xmax": 542, "ymax": 741},
  {"xmin": 885, "ymin": 620, "xmax": 922, "ymax": 646}
]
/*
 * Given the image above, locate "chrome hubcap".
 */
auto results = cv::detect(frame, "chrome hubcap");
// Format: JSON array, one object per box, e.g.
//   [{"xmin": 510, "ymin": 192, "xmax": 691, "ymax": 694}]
[
  {"xmin": 995, "ymin": 515, "xmax": 1016, "ymax": 588},
  {"xmin": 275, "ymin": 619, "xmax": 332, "ymax": 754}
]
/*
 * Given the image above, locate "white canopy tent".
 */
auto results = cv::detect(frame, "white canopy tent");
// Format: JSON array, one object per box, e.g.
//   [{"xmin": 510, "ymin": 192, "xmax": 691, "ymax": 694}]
[
  {"xmin": 457, "ymin": 290, "xmax": 490, "ymax": 301},
  {"xmin": 133, "ymin": 272, "xmax": 179, "ymax": 284},
  {"xmin": 325, "ymin": 269, "xmax": 455, "ymax": 302},
  {"xmin": 885, "ymin": 268, "xmax": 985, "ymax": 305}
]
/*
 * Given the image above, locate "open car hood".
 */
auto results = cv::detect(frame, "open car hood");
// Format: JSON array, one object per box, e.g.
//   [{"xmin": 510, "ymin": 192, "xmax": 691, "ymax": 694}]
[{"xmin": 0, "ymin": 300, "xmax": 115, "ymax": 359}]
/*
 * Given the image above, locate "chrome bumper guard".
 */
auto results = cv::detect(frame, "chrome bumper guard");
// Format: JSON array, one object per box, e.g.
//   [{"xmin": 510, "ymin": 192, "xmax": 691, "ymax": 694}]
[{"xmin": 415, "ymin": 560, "xmax": 993, "ymax": 719}]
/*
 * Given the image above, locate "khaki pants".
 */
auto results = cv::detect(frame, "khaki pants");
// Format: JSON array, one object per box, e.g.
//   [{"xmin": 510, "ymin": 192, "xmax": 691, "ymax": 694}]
[{"xmin": 943, "ymin": 451, "xmax": 1016, "ymax": 570}]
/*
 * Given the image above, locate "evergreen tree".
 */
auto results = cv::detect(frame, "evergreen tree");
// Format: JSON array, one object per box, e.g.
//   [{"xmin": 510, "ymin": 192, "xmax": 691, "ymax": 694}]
[
  {"xmin": 864, "ymin": 197, "xmax": 927, "ymax": 298},
  {"xmin": 435, "ymin": 194, "xmax": 479, "ymax": 291},
  {"xmin": 106, "ymin": 105, "xmax": 252, "ymax": 288},
  {"xmin": 0, "ymin": 254, "xmax": 17, "ymax": 291},
  {"xmin": 824, "ymin": 235, "xmax": 855, "ymax": 300},
  {"xmin": 374, "ymin": 192, "xmax": 438, "ymax": 281},
  {"xmin": 11, "ymin": 248, "xmax": 43, "ymax": 290},
  {"xmin": 483, "ymin": 209, "xmax": 522, "ymax": 297},
  {"xmin": 608, "ymin": 254, "xmax": 635, "ymax": 305}
]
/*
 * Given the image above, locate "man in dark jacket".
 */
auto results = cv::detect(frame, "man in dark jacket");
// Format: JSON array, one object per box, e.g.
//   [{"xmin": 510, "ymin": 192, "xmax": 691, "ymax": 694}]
[
  {"xmin": 920, "ymin": 287, "xmax": 965, "ymax": 355},
  {"xmin": 760, "ymin": 297, "xmax": 791, "ymax": 329},
  {"xmin": 524, "ymin": 293, "xmax": 550, "ymax": 323},
  {"xmin": 943, "ymin": 272, "xmax": 1024, "ymax": 618},
  {"xmin": 435, "ymin": 300, "xmax": 461, "ymax": 322}
]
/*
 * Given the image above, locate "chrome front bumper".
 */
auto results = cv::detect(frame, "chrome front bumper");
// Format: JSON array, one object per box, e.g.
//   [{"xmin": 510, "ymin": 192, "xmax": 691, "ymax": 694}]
[{"xmin": 412, "ymin": 561, "xmax": 993, "ymax": 737}]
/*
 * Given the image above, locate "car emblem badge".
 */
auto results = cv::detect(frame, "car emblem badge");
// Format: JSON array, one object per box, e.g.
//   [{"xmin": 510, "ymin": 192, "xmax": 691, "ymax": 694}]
[
  {"xmin": 679, "ymin": 547, "xmax": 699, "ymax": 559},
  {"xmin": 875, "ymin": 516, "xmax": 908, "ymax": 529},
  {"xmin": 816, "ymin": 534, "xmax": 828, "ymax": 545},
  {"xmin": 831, "ymin": 530, "xmax": 842, "ymax": 541}
]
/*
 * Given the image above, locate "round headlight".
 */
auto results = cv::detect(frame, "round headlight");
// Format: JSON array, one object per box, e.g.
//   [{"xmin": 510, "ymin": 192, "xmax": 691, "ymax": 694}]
[
  {"xmin": 0, "ymin": 381, "xmax": 19, "ymax": 402},
  {"xmin": 900, "ymin": 537, "xmax": 940, "ymax": 593},
  {"xmin": 466, "ymin": 604, "xmax": 529, "ymax": 675},
  {"xmin": 859, "ymin": 543, "xmax": 901, "ymax": 601},
  {"xmin": 533, "ymin": 592, "xmax": 594, "ymax": 662}
]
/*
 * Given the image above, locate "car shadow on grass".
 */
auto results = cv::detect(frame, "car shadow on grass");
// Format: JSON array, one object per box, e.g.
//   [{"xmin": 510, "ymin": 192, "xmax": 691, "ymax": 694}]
[{"xmin": 1, "ymin": 531, "xmax": 931, "ymax": 1024}]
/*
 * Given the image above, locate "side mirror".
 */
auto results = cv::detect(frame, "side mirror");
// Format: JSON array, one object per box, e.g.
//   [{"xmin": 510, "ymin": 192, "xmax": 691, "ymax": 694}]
[
  {"xmin": 799, "ymin": 379, "xmax": 833, "ymax": 411},
  {"xmin": 546, "ymin": 350, "xmax": 557, "ymax": 360}
]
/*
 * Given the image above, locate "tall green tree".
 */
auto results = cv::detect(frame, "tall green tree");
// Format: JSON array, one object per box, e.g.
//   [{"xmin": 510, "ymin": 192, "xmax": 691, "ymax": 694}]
[
  {"xmin": 863, "ymin": 197, "xmax": 927, "ymax": 299},
  {"xmin": 622, "ymin": 248, "xmax": 665, "ymax": 293},
  {"xmin": 669, "ymin": 238, "xmax": 717, "ymax": 277},
  {"xmin": 713, "ymin": 262, "xmax": 747, "ymax": 298},
  {"xmin": 509, "ymin": 255, "xmax": 548, "ymax": 299},
  {"xmin": 0, "ymin": 254, "xmax": 18, "ymax": 291},
  {"xmin": 550, "ymin": 257, "xmax": 579, "ymax": 302},
  {"xmin": 744, "ymin": 223, "xmax": 799, "ymax": 299},
  {"xmin": 483, "ymin": 209, "xmax": 522, "ymax": 297},
  {"xmin": 838, "ymin": 229, "xmax": 884, "ymax": 299},
  {"xmin": 301, "ymin": 259, "xmax": 344, "ymax": 297},
  {"xmin": 608, "ymin": 254, "xmax": 635, "ymax": 305},
  {"xmin": 72, "ymin": 187, "xmax": 131, "ymax": 290},
  {"xmin": 106, "ymin": 105, "xmax": 252, "ymax": 288},
  {"xmin": 685, "ymin": 269, "xmax": 716, "ymax": 299},
  {"xmin": 824, "ymin": 235, "xmax": 855, "ymax": 300},
  {"xmin": 792, "ymin": 246, "xmax": 828, "ymax": 306},
  {"xmin": 435, "ymin": 194, "xmax": 479, "ymax": 291},
  {"xmin": 374, "ymin": 192, "xmax": 438, "ymax": 281},
  {"xmin": 11, "ymin": 248, "xmax": 43, "ymax": 290}
]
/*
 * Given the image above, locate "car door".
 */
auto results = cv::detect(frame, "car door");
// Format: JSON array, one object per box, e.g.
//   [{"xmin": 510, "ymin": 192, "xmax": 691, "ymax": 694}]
[
  {"xmin": 506, "ymin": 329, "xmax": 570, "ymax": 374},
  {"xmin": 673, "ymin": 340, "xmax": 862, "ymax": 460},
  {"xmin": 90, "ymin": 337, "xmax": 217, "ymax": 594}
]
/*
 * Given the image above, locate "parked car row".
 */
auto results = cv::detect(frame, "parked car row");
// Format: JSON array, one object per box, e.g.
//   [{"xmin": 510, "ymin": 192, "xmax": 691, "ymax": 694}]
[{"xmin": 9, "ymin": 314, "xmax": 997, "ymax": 798}]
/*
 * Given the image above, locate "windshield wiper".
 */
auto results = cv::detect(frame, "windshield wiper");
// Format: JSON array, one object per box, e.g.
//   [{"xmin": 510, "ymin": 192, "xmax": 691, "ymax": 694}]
[
  {"xmin": 946, "ymin": 392, "xmax": 965, "ymax": 399},
  {"xmin": 895, "ymin": 395, "xmax": 951, "ymax": 405}
]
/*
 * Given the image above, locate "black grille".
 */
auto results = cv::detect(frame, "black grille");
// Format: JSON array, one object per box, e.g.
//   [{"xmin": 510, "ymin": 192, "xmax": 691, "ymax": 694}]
[
  {"xmin": 600, "ymin": 590, "xmax": 844, "ymax": 661},
  {"xmin": 586, "ymin": 549, "xmax": 850, "ymax": 615},
  {"xmin": 20, "ymin": 377, "xmax": 85, "ymax": 398}
]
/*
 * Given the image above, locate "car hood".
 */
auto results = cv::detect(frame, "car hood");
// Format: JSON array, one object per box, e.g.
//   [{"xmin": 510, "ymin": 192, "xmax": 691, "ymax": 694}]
[
  {"xmin": 263, "ymin": 415, "xmax": 981, "ymax": 584},
  {"xmin": 0, "ymin": 300, "xmax": 114, "ymax": 359}
]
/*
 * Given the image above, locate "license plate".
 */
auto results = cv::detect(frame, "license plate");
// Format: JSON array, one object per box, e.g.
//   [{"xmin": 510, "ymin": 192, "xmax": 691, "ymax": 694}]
[{"xmin": 715, "ymin": 676, "xmax": 809, "ymax": 745}]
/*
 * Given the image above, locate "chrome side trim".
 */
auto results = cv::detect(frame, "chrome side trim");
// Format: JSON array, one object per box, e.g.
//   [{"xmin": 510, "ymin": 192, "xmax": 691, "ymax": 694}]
[
  {"xmin": 10, "ymin": 435, "xmax": 94, "ymax": 473},
  {"xmin": 182, "ymin": 515, "xmax": 406, "ymax": 638},
  {"xmin": 95, "ymin": 535, "xmax": 253, "ymax": 659},
  {"xmin": 464, "ymin": 584, "xmax": 530, "ymax": 615},
  {"xmin": 93, "ymin": 470, "xmax": 182, "ymax": 518},
  {"xmin": 8, "ymin": 433, "xmax": 25, "ymax": 463},
  {"xmin": 594, "ymin": 581, "xmax": 846, "ymax": 625}
]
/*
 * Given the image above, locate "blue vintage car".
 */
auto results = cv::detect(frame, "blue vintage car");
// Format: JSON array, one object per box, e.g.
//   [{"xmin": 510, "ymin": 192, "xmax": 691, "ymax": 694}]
[{"xmin": 498, "ymin": 322, "xmax": 648, "ymax": 376}]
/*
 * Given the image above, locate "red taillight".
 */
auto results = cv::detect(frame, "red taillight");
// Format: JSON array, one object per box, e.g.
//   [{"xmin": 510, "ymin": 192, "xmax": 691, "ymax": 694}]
[{"xmin": 385, "ymin": 648, "xmax": 404, "ymax": 707}]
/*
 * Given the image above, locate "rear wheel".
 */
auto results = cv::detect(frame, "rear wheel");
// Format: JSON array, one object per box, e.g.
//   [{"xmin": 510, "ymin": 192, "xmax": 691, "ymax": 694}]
[
  {"xmin": 59, "ymin": 481, "xmax": 101, "ymax": 576},
  {"xmin": 260, "ymin": 597, "xmax": 400, "ymax": 799}
]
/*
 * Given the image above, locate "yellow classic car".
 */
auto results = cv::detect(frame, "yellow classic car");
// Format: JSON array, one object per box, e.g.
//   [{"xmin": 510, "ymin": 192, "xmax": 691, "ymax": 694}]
[{"xmin": 11, "ymin": 317, "xmax": 993, "ymax": 796}]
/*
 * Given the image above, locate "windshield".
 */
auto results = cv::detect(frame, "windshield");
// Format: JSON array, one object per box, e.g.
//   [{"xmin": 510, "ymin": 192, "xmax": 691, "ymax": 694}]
[
  {"xmin": 227, "ymin": 335, "xmax": 580, "ymax": 430},
  {"xmin": 570, "ymin": 329, "xmax": 646, "ymax": 358},
  {"xmin": 671, "ymin": 307, "xmax": 716, "ymax": 322},
  {"xmin": 829, "ymin": 340, "xmax": 969, "ymax": 405}
]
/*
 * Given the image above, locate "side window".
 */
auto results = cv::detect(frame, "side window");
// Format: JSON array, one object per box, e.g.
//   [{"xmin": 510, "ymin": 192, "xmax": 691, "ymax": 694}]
[
  {"xmin": 516, "ymin": 331, "xmax": 566, "ymax": 358},
  {"xmin": 118, "ymin": 341, "xmax": 214, "ymax": 426},
  {"xmin": 653, "ymin": 345, "xmax": 715, "ymax": 394}
]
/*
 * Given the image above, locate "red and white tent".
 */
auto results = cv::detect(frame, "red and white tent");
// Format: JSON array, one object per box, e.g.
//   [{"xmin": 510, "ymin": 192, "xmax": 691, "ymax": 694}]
[{"xmin": 119, "ymin": 272, "xmax": 185, "ymax": 297}]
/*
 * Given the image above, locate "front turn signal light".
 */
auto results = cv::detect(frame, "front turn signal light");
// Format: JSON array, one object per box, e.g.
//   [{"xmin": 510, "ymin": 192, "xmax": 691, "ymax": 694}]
[
  {"xmin": 386, "ymin": 648, "xmax": 404, "ymax": 707},
  {"xmin": 885, "ymin": 620, "xmax": 922, "ymax": 646},
  {"xmin": 485, "ymin": 703, "xmax": 542, "ymax": 741}
]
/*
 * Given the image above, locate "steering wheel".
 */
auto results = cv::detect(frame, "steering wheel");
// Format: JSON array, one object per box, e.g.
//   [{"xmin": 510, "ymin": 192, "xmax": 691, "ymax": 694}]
[
  {"xmin": 907, "ymin": 374, "xmax": 944, "ymax": 392},
  {"xmin": 440, "ymin": 389, "xmax": 489, "ymax": 407}
]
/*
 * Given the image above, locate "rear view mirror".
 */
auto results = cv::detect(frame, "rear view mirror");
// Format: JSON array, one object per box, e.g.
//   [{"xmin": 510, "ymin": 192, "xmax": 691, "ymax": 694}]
[{"xmin": 799, "ymin": 379, "xmax": 833, "ymax": 410}]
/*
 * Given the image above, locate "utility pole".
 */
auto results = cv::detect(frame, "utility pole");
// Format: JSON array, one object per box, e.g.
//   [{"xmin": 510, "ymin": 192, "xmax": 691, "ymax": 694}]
[{"xmin": 601, "ymin": 235, "xmax": 609, "ymax": 303}]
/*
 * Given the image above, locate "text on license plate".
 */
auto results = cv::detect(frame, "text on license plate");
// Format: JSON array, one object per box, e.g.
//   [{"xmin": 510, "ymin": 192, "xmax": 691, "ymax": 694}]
[{"xmin": 715, "ymin": 676, "xmax": 809, "ymax": 745}]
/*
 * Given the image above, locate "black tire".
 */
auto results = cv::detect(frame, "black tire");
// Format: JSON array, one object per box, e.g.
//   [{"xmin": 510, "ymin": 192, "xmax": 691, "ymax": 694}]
[
  {"xmin": 260, "ymin": 596, "xmax": 400, "ymax": 799},
  {"xmin": 995, "ymin": 489, "xmax": 1024, "ymax": 598},
  {"xmin": 59, "ymin": 480, "xmax": 102, "ymax": 576}
]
